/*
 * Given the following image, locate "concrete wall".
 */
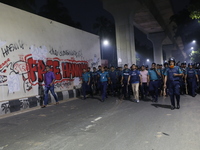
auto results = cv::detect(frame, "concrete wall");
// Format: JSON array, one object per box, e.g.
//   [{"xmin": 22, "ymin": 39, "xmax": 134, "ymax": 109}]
[{"xmin": 0, "ymin": 3, "xmax": 101, "ymax": 115}]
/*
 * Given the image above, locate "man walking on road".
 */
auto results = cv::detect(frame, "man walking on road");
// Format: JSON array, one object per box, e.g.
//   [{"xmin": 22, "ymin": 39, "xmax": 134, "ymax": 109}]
[
  {"xmin": 41, "ymin": 65, "xmax": 59, "ymax": 108},
  {"xmin": 164, "ymin": 57, "xmax": 183, "ymax": 110}
]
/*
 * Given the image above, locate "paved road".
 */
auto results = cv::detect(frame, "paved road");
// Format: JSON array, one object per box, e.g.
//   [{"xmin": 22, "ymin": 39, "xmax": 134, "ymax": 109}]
[{"xmin": 0, "ymin": 94, "xmax": 200, "ymax": 150}]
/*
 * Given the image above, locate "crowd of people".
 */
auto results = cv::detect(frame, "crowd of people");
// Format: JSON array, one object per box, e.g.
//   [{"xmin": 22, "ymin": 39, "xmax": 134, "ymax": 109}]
[{"xmin": 81, "ymin": 57, "xmax": 200, "ymax": 110}]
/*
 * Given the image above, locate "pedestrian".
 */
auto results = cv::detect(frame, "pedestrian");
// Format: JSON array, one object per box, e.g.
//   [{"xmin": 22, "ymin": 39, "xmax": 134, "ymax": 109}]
[
  {"xmin": 185, "ymin": 63, "xmax": 199, "ymax": 97},
  {"xmin": 98, "ymin": 67, "xmax": 110, "ymax": 102},
  {"xmin": 81, "ymin": 68, "xmax": 90, "ymax": 100},
  {"xmin": 147, "ymin": 63, "xmax": 161, "ymax": 103},
  {"xmin": 140, "ymin": 65, "xmax": 149, "ymax": 100},
  {"xmin": 163, "ymin": 57, "xmax": 183, "ymax": 110},
  {"xmin": 121, "ymin": 64, "xmax": 131, "ymax": 99},
  {"xmin": 128, "ymin": 64, "xmax": 142, "ymax": 102},
  {"xmin": 41, "ymin": 65, "xmax": 59, "ymax": 108}
]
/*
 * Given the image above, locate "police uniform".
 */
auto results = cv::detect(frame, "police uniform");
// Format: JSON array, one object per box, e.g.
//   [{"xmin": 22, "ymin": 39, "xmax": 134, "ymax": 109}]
[
  {"xmin": 148, "ymin": 68, "xmax": 160, "ymax": 102},
  {"xmin": 186, "ymin": 64, "xmax": 197, "ymax": 97},
  {"xmin": 164, "ymin": 60, "xmax": 182, "ymax": 109},
  {"xmin": 82, "ymin": 72, "xmax": 90, "ymax": 99},
  {"xmin": 122, "ymin": 68, "xmax": 131, "ymax": 99},
  {"xmin": 92, "ymin": 70, "xmax": 98, "ymax": 94},
  {"xmin": 98, "ymin": 71, "xmax": 109, "ymax": 102},
  {"xmin": 109, "ymin": 70, "xmax": 118, "ymax": 96}
]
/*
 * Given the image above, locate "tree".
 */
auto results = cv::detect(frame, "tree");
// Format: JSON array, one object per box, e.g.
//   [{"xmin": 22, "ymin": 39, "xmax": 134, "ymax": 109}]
[
  {"xmin": 189, "ymin": 48, "xmax": 200, "ymax": 63},
  {"xmin": 188, "ymin": 0, "xmax": 200, "ymax": 22},
  {"xmin": 39, "ymin": 0, "xmax": 81, "ymax": 29}
]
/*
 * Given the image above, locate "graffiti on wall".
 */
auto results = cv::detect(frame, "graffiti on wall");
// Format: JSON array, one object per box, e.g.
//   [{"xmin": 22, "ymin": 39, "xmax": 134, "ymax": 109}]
[{"xmin": 0, "ymin": 40, "xmax": 99, "ymax": 97}]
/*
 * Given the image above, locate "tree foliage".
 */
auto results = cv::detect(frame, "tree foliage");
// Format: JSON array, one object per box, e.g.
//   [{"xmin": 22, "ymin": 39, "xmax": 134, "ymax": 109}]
[
  {"xmin": 188, "ymin": 0, "xmax": 200, "ymax": 22},
  {"xmin": 189, "ymin": 48, "xmax": 200, "ymax": 63}
]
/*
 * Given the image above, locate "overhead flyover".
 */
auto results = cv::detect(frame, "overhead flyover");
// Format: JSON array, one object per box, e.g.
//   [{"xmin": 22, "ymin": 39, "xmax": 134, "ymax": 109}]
[{"xmin": 101, "ymin": 0, "xmax": 186, "ymax": 66}]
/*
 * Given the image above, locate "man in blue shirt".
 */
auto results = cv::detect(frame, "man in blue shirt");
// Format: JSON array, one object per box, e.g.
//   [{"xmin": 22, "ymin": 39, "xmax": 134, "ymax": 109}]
[
  {"xmin": 98, "ymin": 67, "xmax": 110, "ymax": 102},
  {"xmin": 121, "ymin": 64, "xmax": 131, "ymax": 100},
  {"xmin": 82, "ymin": 68, "xmax": 90, "ymax": 100},
  {"xmin": 164, "ymin": 57, "xmax": 183, "ymax": 110},
  {"xmin": 87, "ymin": 67, "xmax": 93, "ymax": 97},
  {"xmin": 147, "ymin": 63, "xmax": 161, "ymax": 103},
  {"xmin": 185, "ymin": 63, "xmax": 199, "ymax": 97},
  {"xmin": 128, "ymin": 64, "xmax": 142, "ymax": 102}
]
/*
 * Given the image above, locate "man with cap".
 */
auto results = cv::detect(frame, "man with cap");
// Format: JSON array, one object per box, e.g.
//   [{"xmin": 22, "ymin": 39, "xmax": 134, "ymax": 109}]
[
  {"xmin": 162, "ymin": 62, "xmax": 169, "ymax": 96},
  {"xmin": 164, "ymin": 57, "xmax": 183, "ymax": 110},
  {"xmin": 185, "ymin": 63, "xmax": 199, "ymax": 97},
  {"xmin": 147, "ymin": 63, "xmax": 161, "ymax": 102},
  {"xmin": 180, "ymin": 62, "xmax": 187, "ymax": 95}
]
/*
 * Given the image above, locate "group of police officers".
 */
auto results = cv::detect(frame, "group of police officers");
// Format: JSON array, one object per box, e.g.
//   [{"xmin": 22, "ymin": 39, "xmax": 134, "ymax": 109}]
[{"xmin": 81, "ymin": 57, "xmax": 200, "ymax": 110}]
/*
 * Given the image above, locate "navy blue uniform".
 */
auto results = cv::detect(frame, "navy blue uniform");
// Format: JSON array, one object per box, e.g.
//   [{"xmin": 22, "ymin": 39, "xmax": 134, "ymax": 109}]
[
  {"xmin": 109, "ymin": 70, "xmax": 118, "ymax": 95},
  {"xmin": 82, "ymin": 72, "xmax": 90, "ymax": 99},
  {"xmin": 148, "ymin": 69, "xmax": 160, "ymax": 102},
  {"xmin": 164, "ymin": 66, "xmax": 182, "ymax": 107},
  {"xmin": 98, "ymin": 71, "xmax": 109, "ymax": 101},
  {"xmin": 92, "ymin": 71, "xmax": 98, "ymax": 94},
  {"xmin": 186, "ymin": 68, "xmax": 197, "ymax": 96},
  {"xmin": 122, "ymin": 69, "xmax": 131, "ymax": 98}
]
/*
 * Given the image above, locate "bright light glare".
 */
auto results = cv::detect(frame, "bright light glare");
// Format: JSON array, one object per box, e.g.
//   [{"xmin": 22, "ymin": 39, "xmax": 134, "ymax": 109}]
[
  {"xmin": 191, "ymin": 47, "xmax": 194, "ymax": 50},
  {"xmin": 147, "ymin": 59, "xmax": 150, "ymax": 62},
  {"xmin": 103, "ymin": 40, "xmax": 109, "ymax": 46},
  {"xmin": 192, "ymin": 40, "xmax": 196, "ymax": 43}
]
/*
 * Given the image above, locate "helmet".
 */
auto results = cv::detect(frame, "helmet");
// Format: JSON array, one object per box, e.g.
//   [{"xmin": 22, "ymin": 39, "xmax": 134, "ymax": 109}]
[
  {"xmin": 168, "ymin": 57, "xmax": 176, "ymax": 63},
  {"xmin": 188, "ymin": 63, "xmax": 193, "ymax": 66},
  {"xmin": 164, "ymin": 62, "xmax": 168, "ymax": 65}
]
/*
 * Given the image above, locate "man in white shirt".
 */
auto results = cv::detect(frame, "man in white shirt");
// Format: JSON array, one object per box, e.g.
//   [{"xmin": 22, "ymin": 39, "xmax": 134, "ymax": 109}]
[{"xmin": 140, "ymin": 65, "xmax": 149, "ymax": 100}]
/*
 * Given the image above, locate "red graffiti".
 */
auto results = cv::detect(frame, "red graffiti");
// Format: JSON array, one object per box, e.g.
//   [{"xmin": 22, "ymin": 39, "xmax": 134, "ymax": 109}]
[
  {"xmin": 26, "ymin": 56, "xmax": 88, "ymax": 86},
  {"xmin": 13, "ymin": 61, "xmax": 29, "ymax": 74},
  {"xmin": 0, "ymin": 58, "xmax": 10, "ymax": 69}
]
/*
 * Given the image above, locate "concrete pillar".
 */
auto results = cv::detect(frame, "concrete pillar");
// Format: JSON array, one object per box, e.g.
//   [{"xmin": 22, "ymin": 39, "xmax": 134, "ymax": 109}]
[
  {"xmin": 162, "ymin": 44, "xmax": 173, "ymax": 61},
  {"xmin": 101, "ymin": 0, "xmax": 142, "ymax": 67},
  {"xmin": 115, "ymin": 16, "xmax": 136, "ymax": 66},
  {"xmin": 148, "ymin": 32, "xmax": 166, "ymax": 64}
]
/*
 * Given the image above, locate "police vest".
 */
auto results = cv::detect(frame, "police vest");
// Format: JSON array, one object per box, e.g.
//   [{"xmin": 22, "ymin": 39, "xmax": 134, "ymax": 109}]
[
  {"xmin": 167, "ymin": 67, "xmax": 180, "ymax": 81},
  {"xmin": 187, "ymin": 69, "xmax": 195, "ymax": 78}
]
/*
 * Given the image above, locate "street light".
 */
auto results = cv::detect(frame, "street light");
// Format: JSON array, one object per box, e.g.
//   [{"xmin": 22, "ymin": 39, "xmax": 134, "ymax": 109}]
[
  {"xmin": 191, "ymin": 47, "xmax": 194, "ymax": 50},
  {"xmin": 103, "ymin": 40, "xmax": 109, "ymax": 46},
  {"xmin": 192, "ymin": 40, "xmax": 196, "ymax": 43},
  {"xmin": 147, "ymin": 59, "xmax": 150, "ymax": 62}
]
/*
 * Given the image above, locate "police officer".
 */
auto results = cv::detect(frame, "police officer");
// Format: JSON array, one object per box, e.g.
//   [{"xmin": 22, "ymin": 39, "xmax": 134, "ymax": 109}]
[
  {"xmin": 162, "ymin": 62, "xmax": 169, "ymax": 96},
  {"xmin": 109, "ymin": 66, "xmax": 118, "ymax": 96},
  {"xmin": 185, "ymin": 63, "xmax": 199, "ymax": 97},
  {"xmin": 164, "ymin": 57, "xmax": 183, "ymax": 110},
  {"xmin": 121, "ymin": 64, "xmax": 131, "ymax": 99},
  {"xmin": 147, "ymin": 63, "xmax": 161, "ymax": 102},
  {"xmin": 92, "ymin": 67, "xmax": 98, "ymax": 95},
  {"xmin": 98, "ymin": 67, "xmax": 110, "ymax": 102},
  {"xmin": 180, "ymin": 63, "xmax": 187, "ymax": 95},
  {"xmin": 82, "ymin": 68, "xmax": 90, "ymax": 100},
  {"xmin": 87, "ymin": 67, "xmax": 93, "ymax": 97},
  {"xmin": 196, "ymin": 63, "xmax": 200, "ymax": 93}
]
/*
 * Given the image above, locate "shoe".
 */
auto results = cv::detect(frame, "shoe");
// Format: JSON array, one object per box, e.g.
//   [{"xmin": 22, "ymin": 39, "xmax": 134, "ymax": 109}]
[
  {"xmin": 136, "ymin": 100, "xmax": 139, "ymax": 103},
  {"xmin": 56, "ymin": 102, "xmax": 59, "ymax": 105},
  {"xmin": 171, "ymin": 106, "xmax": 175, "ymax": 110},
  {"xmin": 100, "ymin": 99, "xmax": 105, "ymax": 102},
  {"xmin": 41, "ymin": 105, "xmax": 46, "ymax": 108},
  {"xmin": 177, "ymin": 105, "xmax": 180, "ymax": 109}
]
